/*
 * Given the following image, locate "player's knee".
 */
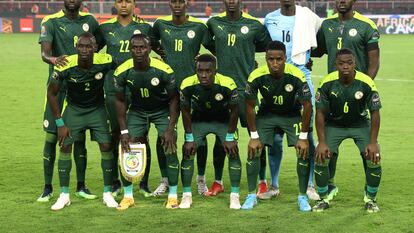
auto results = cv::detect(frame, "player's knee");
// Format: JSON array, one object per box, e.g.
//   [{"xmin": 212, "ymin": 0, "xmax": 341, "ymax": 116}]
[{"xmin": 99, "ymin": 143, "xmax": 112, "ymax": 152}]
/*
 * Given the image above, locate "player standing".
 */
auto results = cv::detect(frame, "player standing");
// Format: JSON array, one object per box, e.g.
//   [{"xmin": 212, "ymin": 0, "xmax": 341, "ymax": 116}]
[
  {"xmin": 179, "ymin": 54, "xmax": 242, "ymax": 209},
  {"xmin": 206, "ymin": 0, "xmax": 272, "ymax": 197},
  {"xmin": 47, "ymin": 33, "xmax": 118, "ymax": 210},
  {"xmin": 38, "ymin": 0, "xmax": 99, "ymax": 202},
  {"xmin": 243, "ymin": 41, "xmax": 312, "ymax": 211},
  {"xmin": 312, "ymin": 0, "xmax": 380, "ymax": 200},
  {"xmin": 313, "ymin": 49, "xmax": 382, "ymax": 213},
  {"xmin": 114, "ymin": 34, "xmax": 180, "ymax": 210}
]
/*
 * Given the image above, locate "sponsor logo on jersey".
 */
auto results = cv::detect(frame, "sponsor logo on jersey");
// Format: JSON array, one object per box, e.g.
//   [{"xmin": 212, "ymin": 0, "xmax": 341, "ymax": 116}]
[
  {"xmin": 215, "ymin": 93, "xmax": 224, "ymax": 101},
  {"xmin": 187, "ymin": 30, "xmax": 195, "ymax": 39},
  {"xmin": 95, "ymin": 72, "xmax": 103, "ymax": 80},
  {"xmin": 51, "ymin": 71, "xmax": 59, "ymax": 80},
  {"xmin": 217, "ymin": 25, "xmax": 224, "ymax": 31},
  {"xmin": 164, "ymin": 29, "xmax": 171, "ymax": 35},
  {"xmin": 59, "ymin": 26, "xmax": 66, "ymax": 32},
  {"xmin": 330, "ymin": 91, "xmax": 338, "ymax": 97},
  {"xmin": 241, "ymin": 26, "xmax": 249, "ymax": 34},
  {"xmin": 349, "ymin": 28, "xmax": 357, "ymax": 37},
  {"xmin": 127, "ymin": 80, "xmax": 134, "ymax": 85},
  {"xmin": 133, "ymin": 30, "xmax": 141, "ymax": 35},
  {"xmin": 151, "ymin": 77, "xmax": 160, "ymax": 86},
  {"xmin": 43, "ymin": 119, "xmax": 49, "ymax": 128},
  {"xmin": 109, "ymin": 32, "xmax": 116, "ymax": 37},
  {"xmin": 82, "ymin": 23, "xmax": 89, "ymax": 32},
  {"xmin": 285, "ymin": 84, "xmax": 293, "ymax": 92},
  {"xmin": 355, "ymin": 91, "xmax": 364, "ymax": 99}
]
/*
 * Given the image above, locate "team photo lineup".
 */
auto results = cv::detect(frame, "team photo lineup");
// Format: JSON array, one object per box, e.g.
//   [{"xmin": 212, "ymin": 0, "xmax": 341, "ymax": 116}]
[{"xmin": 36, "ymin": 0, "xmax": 383, "ymax": 214}]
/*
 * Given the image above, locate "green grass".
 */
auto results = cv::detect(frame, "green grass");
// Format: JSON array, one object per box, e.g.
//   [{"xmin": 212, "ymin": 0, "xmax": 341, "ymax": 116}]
[{"xmin": 0, "ymin": 34, "xmax": 413, "ymax": 233}]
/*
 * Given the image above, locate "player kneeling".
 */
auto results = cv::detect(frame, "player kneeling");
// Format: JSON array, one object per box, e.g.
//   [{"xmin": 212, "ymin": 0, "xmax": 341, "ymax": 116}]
[
  {"xmin": 313, "ymin": 49, "xmax": 382, "ymax": 213},
  {"xmin": 47, "ymin": 33, "xmax": 118, "ymax": 211},
  {"xmin": 179, "ymin": 54, "xmax": 242, "ymax": 209}
]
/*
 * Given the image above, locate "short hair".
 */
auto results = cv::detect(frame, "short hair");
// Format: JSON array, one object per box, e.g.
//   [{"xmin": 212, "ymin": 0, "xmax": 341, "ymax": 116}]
[
  {"xmin": 336, "ymin": 48, "xmax": 355, "ymax": 58},
  {"xmin": 78, "ymin": 32, "xmax": 96, "ymax": 43},
  {"xmin": 266, "ymin": 40, "xmax": 286, "ymax": 54},
  {"xmin": 196, "ymin": 54, "xmax": 217, "ymax": 67},
  {"xmin": 130, "ymin": 33, "xmax": 151, "ymax": 46}
]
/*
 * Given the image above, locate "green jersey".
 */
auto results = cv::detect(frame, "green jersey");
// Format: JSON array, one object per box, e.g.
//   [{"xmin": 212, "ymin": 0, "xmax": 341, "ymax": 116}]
[
  {"xmin": 153, "ymin": 15, "xmax": 212, "ymax": 85},
  {"xmin": 39, "ymin": 10, "xmax": 99, "ymax": 75},
  {"xmin": 180, "ymin": 73, "xmax": 238, "ymax": 123},
  {"xmin": 207, "ymin": 12, "xmax": 271, "ymax": 89},
  {"xmin": 49, "ymin": 53, "xmax": 112, "ymax": 108},
  {"xmin": 245, "ymin": 64, "xmax": 311, "ymax": 117},
  {"xmin": 316, "ymin": 11, "xmax": 380, "ymax": 73},
  {"xmin": 114, "ymin": 58, "xmax": 176, "ymax": 112},
  {"xmin": 97, "ymin": 17, "xmax": 156, "ymax": 67},
  {"xmin": 316, "ymin": 71, "xmax": 381, "ymax": 128}
]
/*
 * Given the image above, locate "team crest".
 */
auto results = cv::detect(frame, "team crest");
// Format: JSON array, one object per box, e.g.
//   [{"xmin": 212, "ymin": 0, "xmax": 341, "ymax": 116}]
[
  {"xmin": 133, "ymin": 29, "xmax": 141, "ymax": 35},
  {"xmin": 241, "ymin": 26, "xmax": 249, "ymax": 34},
  {"xmin": 95, "ymin": 72, "xmax": 103, "ymax": 80},
  {"xmin": 43, "ymin": 119, "xmax": 49, "ymax": 128},
  {"xmin": 215, "ymin": 93, "xmax": 224, "ymax": 101},
  {"xmin": 349, "ymin": 28, "xmax": 357, "ymax": 37},
  {"xmin": 41, "ymin": 26, "xmax": 46, "ymax": 37},
  {"xmin": 151, "ymin": 77, "xmax": 160, "ymax": 86},
  {"xmin": 355, "ymin": 91, "xmax": 364, "ymax": 99},
  {"xmin": 82, "ymin": 23, "xmax": 89, "ymax": 32},
  {"xmin": 126, "ymin": 155, "xmax": 139, "ymax": 169},
  {"xmin": 187, "ymin": 30, "xmax": 196, "ymax": 39},
  {"xmin": 285, "ymin": 84, "xmax": 294, "ymax": 92},
  {"xmin": 51, "ymin": 71, "xmax": 58, "ymax": 80}
]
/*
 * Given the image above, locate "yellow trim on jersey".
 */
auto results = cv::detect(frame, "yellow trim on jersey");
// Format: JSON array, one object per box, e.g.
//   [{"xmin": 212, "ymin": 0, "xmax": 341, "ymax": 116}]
[
  {"xmin": 150, "ymin": 57, "xmax": 174, "ymax": 74},
  {"xmin": 54, "ymin": 53, "xmax": 112, "ymax": 72},
  {"xmin": 355, "ymin": 71, "xmax": 378, "ymax": 91},
  {"xmin": 215, "ymin": 11, "xmax": 261, "ymax": 23},
  {"xmin": 353, "ymin": 11, "xmax": 378, "ymax": 30},
  {"xmin": 318, "ymin": 71, "xmax": 378, "ymax": 92},
  {"xmin": 41, "ymin": 10, "xmax": 65, "ymax": 24},
  {"xmin": 248, "ymin": 65, "xmax": 270, "ymax": 82},
  {"xmin": 284, "ymin": 63, "xmax": 306, "ymax": 82},
  {"xmin": 180, "ymin": 73, "xmax": 237, "ymax": 91},
  {"xmin": 100, "ymin": 17, "xmax": 118, "ymax": 25},
  {"xmin": 248, "ymin": 64, "xmax": 305, "ymax": 82},
  {"xmin": 114, "ymin": 59, "xmax": 134, "ymax": 77},
  {"xmin": 156, "ymin": 15, "xmax": 173, "ymax": 22},
  {"xmin": 188, "ymin": 16, "xmax": 207, "ymax": 26},
  {"xmin": 326, "ymin": 13, "xmax": 338, "ymax": 20}
]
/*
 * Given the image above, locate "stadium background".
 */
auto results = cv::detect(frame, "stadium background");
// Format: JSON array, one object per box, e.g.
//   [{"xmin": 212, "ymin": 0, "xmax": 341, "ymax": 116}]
[{"xmin": 0, "ymin": 1, "xmax": 413, "ymax": 232}]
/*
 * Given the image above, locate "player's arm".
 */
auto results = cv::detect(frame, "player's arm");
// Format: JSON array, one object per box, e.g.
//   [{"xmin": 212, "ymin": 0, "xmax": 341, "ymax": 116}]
[
  {"xmin": 41, "ymin": 42, "xmax": 68, "ymax": 67},
  {"xmin": 311, "ymin": 29, "xmax": 326, "ymax": 58},
  {"xmin": 245, "ymin": 81, "xmax": 263, "ymax": 159},
  {"xmin": 161, "ymin": 87, "xmax": 179, "ymax": 154},
  {"xmin": 223, "ymin": 90, "xmax": 239, "ymax": 157},
  {"xmin": 46, "ymin": 71, "xmax": 69, "ymax": 146},
  {"xmin": 296, "ymin": 81, "xmax": 312, "ymax": 158},
  {"xmin": 180, "ymin": 89, "xmax": 196, "ymax": 158},
  {"xmin": 365, "ymin": 89, "xmax": 382, "ymax": 164},
  {"xmin": 314, "ymin": 88, "xmax": 330, "ymax": 164},
  {"xmin": 255, "ymin": 24, "xmax": 272, "ymax": 52},
  {"xmin": 113, "ymin": 71, "xmax": 130, "ymax": 152},
  {"xmin": 367, "ymin": 43, "xmax": 380, "ymax": 79}
]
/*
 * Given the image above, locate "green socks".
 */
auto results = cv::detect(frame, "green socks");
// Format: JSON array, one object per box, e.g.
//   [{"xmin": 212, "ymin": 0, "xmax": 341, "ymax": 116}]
[
  {"xmin": 213, "ymin": 137, "xmax": 225, "ymax": 181},
  {"xmin": 73, "ymin": 140, "xmax": 87, "ymax": 183},
  {"xmin": 297, "ymin": 158, "xmax": 310, "ymax": 195},
  {"xmin": 166, "ymin": 152, "xmax": 179, "ymax": 186},
  {"xmin": 196, "ymin": 143, "xmax": 207, "ymax": 176},
  {"xmin": 43, "ymin": 133, "xmax": 57, "ymax": 185},
  {"xmin": 181, "ymin": 158, "xmax": 194, "ymax": 188},
  {"xmin": 229, "ymin": 157, "xmax": 241, "ymax": 189},
  {"xmin": 156, "ymin": 138, "xmax": 168, "ymax": 178},
  {"xmin": 315, "ymin": 160, "xmax": 330, "ymax": 198},
  {"xmin": 366, "ymin": 160, "xmax": 382, "ymax": 199},
  {"xmin": 58, "ymin": 152, "xmax": 72, "ymax": 187},
  {"xmin": 246, "ymin": 156, "xmax": 260, "ymax": 193},
  {"xmin": 259, "ymin": 149, "xmax": 266, "ymax": 181},
  {"xmin": 101, "ymin": 151, "xmax": 114, "ymax": 187}
]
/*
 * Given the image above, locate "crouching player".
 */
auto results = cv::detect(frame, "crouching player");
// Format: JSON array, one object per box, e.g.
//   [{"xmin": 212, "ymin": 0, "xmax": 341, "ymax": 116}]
[
  {"xmin": 47, "ymin": 33, "xmax": 118, "ymax": 210},
  {"xmin": 114, "ymin": 34, "xmax": 180, "ymax": 210},
  {"xmin": 243, "ymin": 41, "xmax": 312, "ymax": 211},
  {"xmin": 179, "ymin": 54, "xmax": 242, "ymax": 209},
  {"xmin": 313, "ymin": 49, "xmax": 382, "ymax": 213}
]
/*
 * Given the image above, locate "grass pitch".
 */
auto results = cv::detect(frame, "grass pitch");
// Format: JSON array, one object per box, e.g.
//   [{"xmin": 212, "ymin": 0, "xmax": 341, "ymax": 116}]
[{"xmin": 0, "ymin": 34, "xmax": 413, "ymax": 232}]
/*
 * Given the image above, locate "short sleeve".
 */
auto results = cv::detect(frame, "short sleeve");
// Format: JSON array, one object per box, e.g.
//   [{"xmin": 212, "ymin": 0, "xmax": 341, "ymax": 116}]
[
  {"xmin": 49, "ymin": 69, "xmax": 64, "ymax": 86},
  {"xmin": 365, "ymin": 25, "xmax": 380, "ymax": 45},
  {"xmin": 113, "ymin": 70, "xmax": 127, "ymax": 93},
  {"xmin": 229, "ymin": 89, "xmax": 239, "ymax": 105},
  {"xmin": 164, "ymin": 72, "xmax": 176, "ymax": 93},
  {"xmin": 179, "ymin": 87, "xmax": 191, "ymax": 108},
  {"xmin": 296, "ymin": 80, "xmax": 312, "ymax": 101},
  {"xmin": 245, "ymin": 79, "xmax": 259, "ymax": 101},
  {"xmin": 152, "ymin": 20, "xmax": 161, "ymax": 41},
  {"xmin": 367, "ymin": 91, "xmax": 382, "ymax": 111},
  {"xmin": 315, "ymin": 85, "xmax": 329, "ymax": 111},
  {"xmin": 39, "ymin": 19, "xmax": 54, "ymax": 44},
  {"xmin": 315, "ymin": 27, "xmax": 327, "ymax": 55},
  {"xmin": 254, "ymin": 23, "xmax": 272, "ymax": 52}
]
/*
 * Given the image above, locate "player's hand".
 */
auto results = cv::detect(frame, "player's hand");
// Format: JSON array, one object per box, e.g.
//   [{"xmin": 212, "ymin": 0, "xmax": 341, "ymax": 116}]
[
  {"xmin": 315, "ymin": 142, "xmax": 330, "ymax": 165},
  {"xmin": 57, "ymin": 126, "xmax": 71, "ymax": 148},
  {"xmin": 295, "ymin": 139, "xmax": 309, "ymax": 159},
  {"xmin": 52, "ymin": 55, "xmax": 68, "ymax": 68},
  {"xmin": 120, "ymin": 133, "xmax": 131, "ymax": 153},
  {"xmin": 365, "ymin": 143, "xmax": 381, "ymax": 164},
  {"xmin": 248, "ymin": 139, "xmax": 263, "ymax": 160},
  {"xmin": 161, "ymin": 128, "xmax": 177, "ymax": 154},
  {"xmin": 223, "ymin": 140, "xmax": 239, "ymax": 158},
  {"xmin": 183, "ymin": 142, "xmax": 196, "ymax": 159},
  {"xmin": 305, "ymin": 58, "xmax": 313, "ymax": 71}
]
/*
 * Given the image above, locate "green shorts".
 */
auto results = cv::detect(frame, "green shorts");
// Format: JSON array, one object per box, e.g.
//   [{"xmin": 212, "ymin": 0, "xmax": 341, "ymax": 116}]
[
  {"xmin": 62, "ymin": 105, "xmax": 111, "ymax": 145},
  {"xmin": 127, "ymin": 109, "xmax": 169, "ymax": 138},
  {"xmin": 257, "ymin": 113, "xmax": 302, "ymax": 147},
  {"xmin": 325, "ymin": 126, "xmax": 370, "ymax": 154},
  {"xmin": 43, "ymin": 90, "xmax": 66, "ymax": 134},
  {"xmin": 192, "ymin": 121, "xmax": 228, "ymax": 147}
]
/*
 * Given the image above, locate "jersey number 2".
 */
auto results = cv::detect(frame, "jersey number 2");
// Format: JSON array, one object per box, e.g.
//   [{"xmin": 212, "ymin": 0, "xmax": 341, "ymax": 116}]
[{"xmin": 120, "ymin": 40, "xmax": 130, "ymax": 52}]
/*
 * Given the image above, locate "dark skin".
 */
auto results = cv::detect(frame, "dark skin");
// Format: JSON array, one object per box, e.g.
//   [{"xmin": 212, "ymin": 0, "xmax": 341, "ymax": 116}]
[
  {"xmin": 115, "ymin": 0, "xmax": 135, "ymax": 26},
  {"xmin": 224, "ymin": 0, "xmax": 242, "ymax": 21},
  {"xmin": 182, "ymin": 61, "xmax": 239, "ymax": 159},
  {"xmin": 312, "ymin": 0, "xmax": 380, "ymax": 79},
  {"xmin": 41, "ymin": 0, "xmax": 83, "ymax": 67},
  {"xmin": 47, "ymin": 36, "xmax": 111, "ymax": 153},
  {"xmin": 170, "ymin": 0, "xmax": 188, "ymax": 25},
  {"xmin": 246, "ymin": 49, "xmax": 311, "ymax": 160},
  {"xmin": 116, "ymin": 37, "xmax": 179, "ymax": 154},
  {"xmin": 315, "ymin": 53, "xmax": 381, "ymax": 164}
]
